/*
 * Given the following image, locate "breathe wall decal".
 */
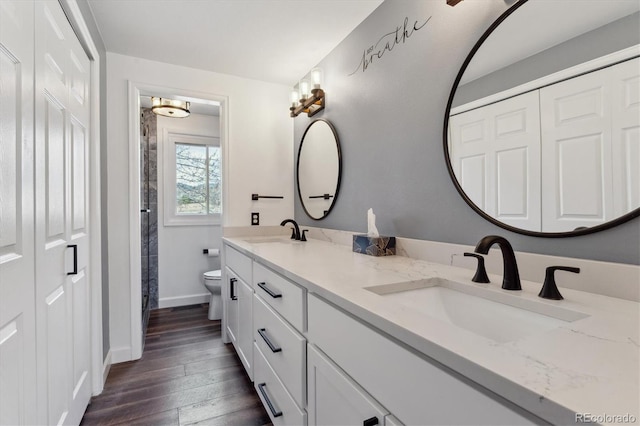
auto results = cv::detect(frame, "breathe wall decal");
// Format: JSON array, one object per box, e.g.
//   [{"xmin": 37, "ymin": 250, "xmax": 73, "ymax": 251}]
[{"xmin": 348, "ymin": 16, "xmax": 431, "ymax": 76}]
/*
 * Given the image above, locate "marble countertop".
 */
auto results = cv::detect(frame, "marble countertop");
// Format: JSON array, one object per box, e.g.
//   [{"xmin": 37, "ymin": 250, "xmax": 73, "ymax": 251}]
[{"xmin": 223, "ymin": 235, "xmax": 639, "ymax": 425}]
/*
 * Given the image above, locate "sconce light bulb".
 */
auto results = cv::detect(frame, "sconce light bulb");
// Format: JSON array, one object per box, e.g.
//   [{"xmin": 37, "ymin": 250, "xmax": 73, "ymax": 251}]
[
  {"xmin": 311, "ymin": 67, "xmax": 323, "ymax": 89},
  {"xmin": 300, "ymin": 79, "xmax": 310, "ymax": 100},
  {"xmin": 290, "ymin": 90, "xmax": 299, "ymax": 107}
]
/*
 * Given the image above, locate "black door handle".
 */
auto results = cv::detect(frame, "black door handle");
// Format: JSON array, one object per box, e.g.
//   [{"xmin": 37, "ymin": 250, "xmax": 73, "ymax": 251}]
[
  {"xmin": 257, "ymin": 328, "xmax": 282, "ymax": 353},
  {"xmin": 67, "ymin": 244, "xmax": 78, "ymax": 275},
  {"xmin": 363, "ymin": 416, "xmax": 379, "ymax": 426},
  {"xmin": 230, "ymin": 277, "xmax": 237, "ymax": 300},
  {"xmin": 257, "ymin": 282, "xmax": 282, "ymax": 299},
  {"xmin": 257, "ymin": 383, "xmax": 283, "ymax": 417}
]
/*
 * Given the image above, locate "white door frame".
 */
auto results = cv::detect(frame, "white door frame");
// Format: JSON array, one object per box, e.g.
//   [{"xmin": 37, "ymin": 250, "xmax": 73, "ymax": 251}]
[
  {"xmin": 57, "ymin": 0, "xmax": 104, "ymax": 395},
  {"xmin": 127, "ymin": 82, "xmax": 229, "ymax": 360}
]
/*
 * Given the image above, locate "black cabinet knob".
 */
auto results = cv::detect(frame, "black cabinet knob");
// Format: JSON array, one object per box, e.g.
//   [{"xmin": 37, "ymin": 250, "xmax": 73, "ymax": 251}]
[{"xmin": 464, "ymin": 252, "xmax": 490, "ymax": 283}]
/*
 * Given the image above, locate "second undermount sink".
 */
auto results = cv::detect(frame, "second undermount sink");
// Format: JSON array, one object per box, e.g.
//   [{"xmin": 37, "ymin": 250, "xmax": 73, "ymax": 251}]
[
  {"xmin": 365, "ymin": 278, "xmax": 589, "ymax": 343},
  {"xmin": 243, "ymin": 237, "xmax": 298, "ymax": 244}
]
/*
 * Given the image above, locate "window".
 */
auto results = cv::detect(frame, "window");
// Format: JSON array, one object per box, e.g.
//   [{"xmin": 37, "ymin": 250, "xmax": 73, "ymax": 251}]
[{"xmin": 165, "ymin": 133, "xmax": 221, "ymax": 225}]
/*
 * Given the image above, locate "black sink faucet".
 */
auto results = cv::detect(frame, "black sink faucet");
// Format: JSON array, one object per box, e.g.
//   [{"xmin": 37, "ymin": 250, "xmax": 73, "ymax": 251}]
[
  {"xmin": 280, "ymin": 219, "xmax": 301, "ymax": 240},
  {"xmin": 474, "ymin": 235, "xmax": 521, "ymax": 291}
]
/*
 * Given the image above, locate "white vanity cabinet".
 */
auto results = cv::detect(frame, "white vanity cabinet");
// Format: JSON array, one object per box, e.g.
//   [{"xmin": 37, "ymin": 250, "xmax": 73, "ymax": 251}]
[
  {"xmin": 307, "ymin": 294, "xmax": 539, "ymax": 426},
  {"xmin": 223, "ymin": 245, "xmax": 254, "ymax": 379}
]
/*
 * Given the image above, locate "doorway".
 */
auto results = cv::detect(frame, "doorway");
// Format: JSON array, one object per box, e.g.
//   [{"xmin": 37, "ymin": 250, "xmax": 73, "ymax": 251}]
[{"xmin": 131, "ymin": 88, "xmax": 227, "ymax": 356}]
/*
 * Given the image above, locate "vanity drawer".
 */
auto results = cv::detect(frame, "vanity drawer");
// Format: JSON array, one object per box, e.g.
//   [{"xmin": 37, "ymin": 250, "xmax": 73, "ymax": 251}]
[
  {"xmin": 225, "ymin": 245, "xmax": 252, "ymax": 283},
  {"xmin": 253, "ymin": 262, "xmax": 305, "ymax": 331},
  {"xmin": 254, "ymin": 293, "xmax": 306, "ymax": 408},
  {"xmin": 254, "ymin": 343, "xmax": 307, "ymax": 426}
]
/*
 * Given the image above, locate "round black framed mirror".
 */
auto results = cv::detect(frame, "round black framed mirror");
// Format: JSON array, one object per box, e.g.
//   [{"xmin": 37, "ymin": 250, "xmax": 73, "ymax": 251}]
[
  {"xmin": 444, "ymin": 0, "xmax": 640, "ymax": 237},
  {"xmin": 297, "ymin": 119, "xmax": 342, "ymax": 220}
]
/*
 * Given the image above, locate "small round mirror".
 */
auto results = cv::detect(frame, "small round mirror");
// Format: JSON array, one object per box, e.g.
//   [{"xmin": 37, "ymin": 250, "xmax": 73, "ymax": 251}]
[{"xmin": 297, "ymin": 119, "xmax": 342, "ymax": 220}]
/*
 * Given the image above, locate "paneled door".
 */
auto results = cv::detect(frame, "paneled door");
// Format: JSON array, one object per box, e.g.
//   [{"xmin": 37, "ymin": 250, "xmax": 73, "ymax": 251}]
[
  {"xmin": 0, "ymin": 1, "xmax": 37, "ymax": 425},
  {"xmin": 540, "ymin": 65, "xmax": 613, "ymax": 232},
  {"xmin": 449, "ymin": 91, "xmax": 541, "ymax": 231},
  {"xmin": 611, "ymin": 57, "xmax": 640, "ymax": 218},
  {"xmin": 34, "ymin": 1, "xmax": 92, "ymax": 424}
]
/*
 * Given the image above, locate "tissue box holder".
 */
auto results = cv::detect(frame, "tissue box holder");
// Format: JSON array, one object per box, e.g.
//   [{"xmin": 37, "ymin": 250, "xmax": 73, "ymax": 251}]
[{"xmin": 353, "ymin": 235, "xmax": 396, "ymax": 256}]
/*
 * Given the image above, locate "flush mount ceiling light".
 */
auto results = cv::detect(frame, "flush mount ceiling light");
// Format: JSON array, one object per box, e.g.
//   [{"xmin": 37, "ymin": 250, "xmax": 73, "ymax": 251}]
[
  {"xmin": 151, "ymin": 97, "xmax": 190, "ymax": 118},
  {"xmin": 290, "ymin": 67, "xmax": 325, "ymax": 118}
]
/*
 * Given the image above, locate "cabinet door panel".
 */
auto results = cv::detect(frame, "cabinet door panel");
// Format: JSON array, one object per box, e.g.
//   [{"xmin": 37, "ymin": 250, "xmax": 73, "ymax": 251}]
[
  {"xmin": 308, "ymin": 344, "xmax": 388, "ymax": 426},
  {"xmin": 225, "ymin": 267, "xmax": 239, "ymax": 344},
  {"xmin": 237, "ymin": 278, "xmax": 254, "ymax": 380}
]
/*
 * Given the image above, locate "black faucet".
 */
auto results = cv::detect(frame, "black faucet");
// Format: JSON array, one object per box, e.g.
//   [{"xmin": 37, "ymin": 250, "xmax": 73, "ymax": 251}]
[
  {"xmin": 280, "ymin": 219, "xmax": 301, "ymax": 240},
  {"xmin": 474, "ymin": 235, "xmax": 521, "ymax": 291}
]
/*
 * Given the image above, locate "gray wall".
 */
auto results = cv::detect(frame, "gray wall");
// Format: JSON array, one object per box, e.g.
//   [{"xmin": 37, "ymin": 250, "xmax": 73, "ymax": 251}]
[
  {"xmin": 454, "ymin": 12, "xmax": 640, "ymax": 107},
  {"xmin": 73, "ymin": 0, "xmax": 111, "ymax": 360},
  {"xmin": 294, "ymin": 0, "xmax": 640, "ymax": 265}
]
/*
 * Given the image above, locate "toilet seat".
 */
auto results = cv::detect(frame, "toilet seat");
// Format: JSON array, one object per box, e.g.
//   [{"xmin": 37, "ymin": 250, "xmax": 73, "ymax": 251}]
[{"xmin": 204, "ymin": 270, "xmax": 221, "ymax": 280}]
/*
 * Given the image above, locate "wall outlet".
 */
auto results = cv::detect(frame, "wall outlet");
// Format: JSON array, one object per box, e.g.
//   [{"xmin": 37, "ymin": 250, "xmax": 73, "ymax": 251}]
[{"xmin": 251, "ymin": 212, "xmax": 260, "ymax": 226}]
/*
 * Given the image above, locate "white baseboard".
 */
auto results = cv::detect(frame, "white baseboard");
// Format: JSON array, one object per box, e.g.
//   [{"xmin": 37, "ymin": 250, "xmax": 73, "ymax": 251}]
[
  {"xmin": 102, "ymin": 350, "xmax": 112, "ymax": 388},
  {"xmin": 110, "ymin": 346, "xmax": 133, "ymax": 364},
  {"xmin": 158, "ymin": 293, "xmax": 210, "ymax": 309}
]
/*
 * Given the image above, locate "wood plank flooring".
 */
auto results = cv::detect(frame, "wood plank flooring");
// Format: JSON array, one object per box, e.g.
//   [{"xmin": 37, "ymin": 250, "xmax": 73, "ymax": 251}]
[{"xmin": 81, "ymin": 304, "xmax": 271, "ymax": 426}]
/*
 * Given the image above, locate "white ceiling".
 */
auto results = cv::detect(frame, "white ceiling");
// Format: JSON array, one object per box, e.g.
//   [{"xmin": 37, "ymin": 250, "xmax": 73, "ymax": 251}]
[{"xmin": 87, "ymin": 0, "xmax": 384, "ymax": 86}]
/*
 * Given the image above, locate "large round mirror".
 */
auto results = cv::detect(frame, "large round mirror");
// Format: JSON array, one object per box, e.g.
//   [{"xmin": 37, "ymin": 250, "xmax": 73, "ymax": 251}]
[
  {"xmin": 297, "ymin": 119, "xmax": 342, "ymax": 220},
  {"xmin": 445, "ymin": 0, "xmax": 640, "ymax": 237}
]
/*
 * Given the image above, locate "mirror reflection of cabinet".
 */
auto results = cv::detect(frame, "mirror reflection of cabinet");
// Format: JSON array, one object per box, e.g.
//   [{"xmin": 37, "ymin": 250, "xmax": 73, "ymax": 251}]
[
  {"xmin": 445, "ymin": 0, "xmax": 640, "ymax": 236},
  {"xmin": 297, "ymin": 119, "xmax": 342, "ymax": 220},
  {"xmin": 450, "ymin": 57, "xmax": 639, "ymax": 233}
]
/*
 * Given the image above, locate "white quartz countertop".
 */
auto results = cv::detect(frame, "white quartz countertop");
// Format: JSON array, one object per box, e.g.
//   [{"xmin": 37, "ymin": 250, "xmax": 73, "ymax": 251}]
[{"xmin": 223, "ymin": 236, "xmax": 640, "ymax": 425}]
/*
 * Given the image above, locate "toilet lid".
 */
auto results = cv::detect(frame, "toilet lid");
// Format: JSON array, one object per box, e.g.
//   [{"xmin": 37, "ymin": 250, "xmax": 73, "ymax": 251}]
[{"xmin": 204, "ymin": 270, "xmax": 221, "ymax": 279}]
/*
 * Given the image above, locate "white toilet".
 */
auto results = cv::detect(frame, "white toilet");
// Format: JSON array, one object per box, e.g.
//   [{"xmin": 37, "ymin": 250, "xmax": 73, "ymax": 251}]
[{"xmin": 203, "ymin": 269, "xmax": 222, "ymax": 320}]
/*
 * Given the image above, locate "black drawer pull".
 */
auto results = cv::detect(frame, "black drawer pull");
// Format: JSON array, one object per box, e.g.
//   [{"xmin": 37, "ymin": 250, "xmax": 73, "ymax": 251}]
[
  {"xmin": 363, "ymin": 416, "xmax": 379, "ymax": 426},
  {"xmin": 257, "ymin": 383, "xmax": 283, "ymax": 418},
  {"xmin": 229, "ymin": 277, "xmax": 238, "ymax": 300},
  {"xmin": 258, "ymin": 328, "xmax": 282, "ymax": 353},
  {"xmin": 67, "ymin": 244, "xmax": 78, "ymax": 275},
  {"xmin": 257, "ymin": 282, "xmax": 282, "ymax": 298}
]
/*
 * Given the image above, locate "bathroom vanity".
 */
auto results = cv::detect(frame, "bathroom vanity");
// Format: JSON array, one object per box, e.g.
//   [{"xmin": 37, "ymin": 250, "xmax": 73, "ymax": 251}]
[{"xmin": 221, "ymin": 234, "xmax": 639, "ymax": 425}]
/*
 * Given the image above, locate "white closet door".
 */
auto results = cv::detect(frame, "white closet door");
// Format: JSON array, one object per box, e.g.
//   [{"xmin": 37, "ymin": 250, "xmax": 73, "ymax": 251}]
[
  {"xmin": 540, "ymin": 66, "xmax": 613, "ymax": 232},
  {"xmin": 0, "ymin": 1, "xmax": 37, "ymax": 425},
  {"xmin": 34, "ymin": 1, "xmax": 92, "ymax": 424},
  {"xmin": 449, "ymin": 91, "xmax": 541, "ymax": 230},
  {"xmin": 611, "ymin": 57, "xmax": 640, "ymax": 217}
]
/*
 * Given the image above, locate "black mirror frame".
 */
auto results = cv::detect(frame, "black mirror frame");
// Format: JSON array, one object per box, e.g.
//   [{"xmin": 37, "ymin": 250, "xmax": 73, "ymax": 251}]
[
  {"xmin": 296, "ymin": 118, "xmax": 342, "ymax": 220},
  {"xmin": 443, "ymin": 0, "xmax": 640, "ymax": 238}
]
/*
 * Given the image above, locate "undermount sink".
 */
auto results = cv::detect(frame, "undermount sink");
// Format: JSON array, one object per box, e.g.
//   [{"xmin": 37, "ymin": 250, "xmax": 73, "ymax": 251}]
[
  {"xmin": 243, "ymin": 237, "xmax": 297, "ymax": 244},
  {"xmin": 365, "ymin": 278, "xmax": 589, "ymax": 343}
]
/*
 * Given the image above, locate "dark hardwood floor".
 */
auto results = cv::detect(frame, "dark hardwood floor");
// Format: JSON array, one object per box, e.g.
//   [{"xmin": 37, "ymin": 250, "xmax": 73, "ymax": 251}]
[{"xmin": 81, "ymin": 304, "xmax": 271, "ymax": 426}]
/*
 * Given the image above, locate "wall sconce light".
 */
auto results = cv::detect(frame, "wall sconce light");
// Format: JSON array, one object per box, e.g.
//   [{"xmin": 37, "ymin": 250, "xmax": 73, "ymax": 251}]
[
  {"xmin": 290, "ymin": 67, "xmax": 325, "ymax": 118},
  {"xmin": 151, "ymin": 97, "xmax": 191, "ymax": 118}
]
